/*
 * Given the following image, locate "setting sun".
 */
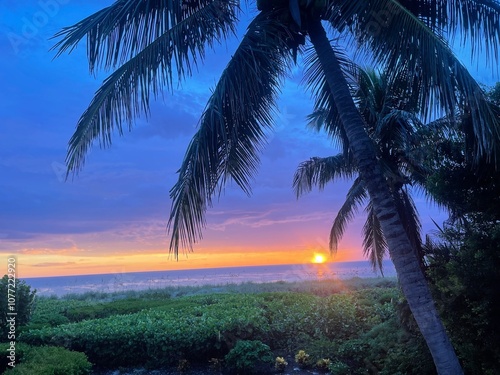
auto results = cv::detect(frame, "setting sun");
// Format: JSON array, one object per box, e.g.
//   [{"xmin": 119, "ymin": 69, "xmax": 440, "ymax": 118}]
[{"xmin": 312, "ymin": 253, "xmax": 327, "ymax": 264}]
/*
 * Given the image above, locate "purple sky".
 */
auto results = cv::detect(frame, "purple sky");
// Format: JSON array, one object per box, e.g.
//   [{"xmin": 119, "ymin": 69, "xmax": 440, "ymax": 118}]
[{"xmin": 1, "ymin": 1, "xmax": 497, "ymax": 277}]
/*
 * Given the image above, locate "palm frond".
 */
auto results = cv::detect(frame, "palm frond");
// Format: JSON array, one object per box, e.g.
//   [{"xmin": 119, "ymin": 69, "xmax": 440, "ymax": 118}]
[
  {"xmin": 53, "ymin": 0, "xmax": 239, "ymax": 72},
  {"xmin": 363, "ymin": 202, "xmax": 387, "ymax": 274},
  {"xmin": 293, "ymin": 154, "xmax": 355, "ymax": 198},
  {"xmin": 375, "ymin": 109, "xmax": 422, "ymax": 148},
  {"xmin": 63, "ymin": 0, "xmax": 238, "ymax": 174},
  {"xmin": 330, "ymin": 0, "xmax": 500, "ymax": 159},
  {"xmin": 168, "ymin": 11, "xmax": 294, "ymax": 255},
  {"xmin": 330, "ymin": 177, "xmax": 367, "ymax": 253},
  {"xmin": 399, "ymin": 0, "xmax": 500, "ymax": 62},
  {"xmin": 302, "ymin": 44, "xmax": 358, "ymax": 155}
]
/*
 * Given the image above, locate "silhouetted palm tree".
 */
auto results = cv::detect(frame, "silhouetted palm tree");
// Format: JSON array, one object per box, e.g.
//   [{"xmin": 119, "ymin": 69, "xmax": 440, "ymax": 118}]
[
  {"xmin": 294, "ymin": 69, "xmax": 429, "ymax": 274},
  {"xmin": 54, "ymin": 1, "xmax": 500, "ymax": 373}
]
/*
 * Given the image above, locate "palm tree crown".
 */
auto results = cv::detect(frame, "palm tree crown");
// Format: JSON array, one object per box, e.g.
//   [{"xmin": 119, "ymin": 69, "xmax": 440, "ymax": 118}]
[{"xmin": 294, "ymin": 68, "xmax": 432, "ymax": 274}]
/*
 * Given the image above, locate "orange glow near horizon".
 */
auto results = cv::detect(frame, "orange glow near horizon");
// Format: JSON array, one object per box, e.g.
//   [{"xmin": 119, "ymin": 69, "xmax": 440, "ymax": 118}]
[{"xmin": 3, "ymin": 245, "xmax": 362, "ymax": 279}]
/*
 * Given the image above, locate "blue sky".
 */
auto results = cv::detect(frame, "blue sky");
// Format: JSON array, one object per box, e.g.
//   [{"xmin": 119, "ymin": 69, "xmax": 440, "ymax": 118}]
[{"xmin": 1, "ymin": 1, "xmax": 497, "ymax": 277}]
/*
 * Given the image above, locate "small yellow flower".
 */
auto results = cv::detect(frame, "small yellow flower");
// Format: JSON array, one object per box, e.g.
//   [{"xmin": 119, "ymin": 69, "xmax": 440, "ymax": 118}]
[
  {"xmin": 295, "ymin": 350, "xmax": 310, "ymax": 366},
  {"xmin": 275, "ymin": 356, "xmax": 288, "ymax": 372}
]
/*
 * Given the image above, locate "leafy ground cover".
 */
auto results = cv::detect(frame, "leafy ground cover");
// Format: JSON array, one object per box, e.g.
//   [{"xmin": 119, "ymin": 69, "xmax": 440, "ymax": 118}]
[{"xmin": 4, "ymin": 278, "xmax": 435, "ymax": 374}]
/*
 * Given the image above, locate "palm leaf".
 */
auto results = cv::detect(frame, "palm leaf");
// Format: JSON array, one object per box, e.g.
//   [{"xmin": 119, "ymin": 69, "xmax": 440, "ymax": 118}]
[
  {"xmin": 399, "ymin": 0, "xmax": 500, "ymax": 62},
  {"xmin": 363, "ymin": 202, "xmax": 387, "ymax": 274},
  {"xmin": 168, "ymin": 10, "xmax": 294, "ymax": 255},
  {"xmin": 293, "ymin": 154, "xmax": 355, "ymax": 198},
  {"xmin": 61, "ymin": 0, "xmax": 238, "ymax": 174},
  {"xmin": 53, "ymin": 0, "xmax": 239, "ymax": 72},
  {"xmin": 303, "ymin": 44, "xmax": 358, "ymax": 156},
  {"xmin": 330, "ymin": 177, "xmax": 367, "ymax": 253},
  {"xmin": 329, "ymin": 0, "xmax": 500, "ymax": 159}
]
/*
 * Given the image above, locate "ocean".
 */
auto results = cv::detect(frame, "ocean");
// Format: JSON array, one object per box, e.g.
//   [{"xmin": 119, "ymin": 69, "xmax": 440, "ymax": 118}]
[{"xmin": 25, "ymin": 260, "xmax": 397, "ymax": 297}]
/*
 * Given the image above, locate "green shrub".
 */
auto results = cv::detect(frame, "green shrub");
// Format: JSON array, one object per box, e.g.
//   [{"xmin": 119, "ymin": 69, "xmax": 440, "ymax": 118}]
[
  {"xmin": 224, "ymin": 340, "xmax": 273, "ymax": 374},
  {"xmin": 0, "ymin": 275, "xmax": 36, "ymax": 337},
  {"xmin": 4, "ymin": 346, "xmax": 91, "ymax": 375},
  {"xmin": 18, "ymin": 287, "xmax": 415, "ymax": 372},
  {"xmin": 20, "ymin": 295, "xmax": 270, "ymax": 368},
  {"xmin": 329, "ymin": 359, "xmax": 351, "ymax": 375},
  {"xmin": 0, "ymin": 342, "xmax": 30, "ymax": 373}
]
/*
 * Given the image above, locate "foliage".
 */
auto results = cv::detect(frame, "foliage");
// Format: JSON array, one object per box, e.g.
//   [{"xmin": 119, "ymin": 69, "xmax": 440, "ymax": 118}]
[
  {"xmin": 19, "ymin": 289, "xmax": 398, "ymax": 369},
  {"xmin": 0, "ymin": 342, "xmax": 30, "ymax": 373},
  {"xmin": 422, "ymin": 95, "xmax": 500, "ymax": 374},
  {"xmin": 20, "ymin": 294, "xmax": 269, "ymax": 367},
  {"xmin": 4, "ymin": 345, "xmax": 92, "ymax": 375},
  {"xmin": 274, "ymin": 356, "xmax": 287, "ymax": 372},
  {"xmin": 294, "ymin": 350, "xmax": 310, "ymax": 367},
  {"xmin": 224, "ymin": 340, "xmax": 273, "ymax": 374},
  {"xmin": 426, "ymin": 223, "xmax": 500, "ymax": 374},
  {"xmin": 177, "ymin": 359, "xmax": 190, "ymax": 373},
  {"xmin": 315, "ymin": 358, "xmax": 331, "ymax": 372},
  {"xmin": 0, "ymin": 276, "xmax": 36, "ymax": 337},
  {"xmin": 328, "ymin": 359, "xmax": 350, "ymax": 375},
  {"xmin": 63, "ymin": 298, "xmax": 171, "ymax": 322},
  {"xmin": 208, "ymin": 357, "xmax": 223, "ymax": 371}
]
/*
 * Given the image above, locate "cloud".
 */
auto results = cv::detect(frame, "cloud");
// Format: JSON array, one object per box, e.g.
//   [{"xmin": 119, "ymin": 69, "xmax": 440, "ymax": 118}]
[
  {"xmin": 207, "ymin": 209, "xmax": 333, "ymax": 231},
  {"xmin": 31, "ymin": 262, "xmax": 77, "ymax": 268},
  {"xmin": 19, "ymin": 246, "xmax": 82, "ymax": 255}
]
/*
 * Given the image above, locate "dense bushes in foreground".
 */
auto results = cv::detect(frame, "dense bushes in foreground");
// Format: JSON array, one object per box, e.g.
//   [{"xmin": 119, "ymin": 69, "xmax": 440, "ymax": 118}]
[
  {"xmin": 17, "ymin": 284, "xmax": 434, "ymax": 374},
  {"xmin": 2, "ymin": 345, "xmax": 91, "ymax": 375}
]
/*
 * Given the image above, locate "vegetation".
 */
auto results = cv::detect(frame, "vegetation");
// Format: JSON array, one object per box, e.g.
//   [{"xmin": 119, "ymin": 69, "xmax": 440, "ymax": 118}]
[
  {"xmin": 3, "ymin": 345, "xmax": 91, "ymax": 375},
  {"xmin": 421, "ymin": 102, "xmax": 500, "ymax": 374},
  {"xmin": 8, "ymin": 278, "xmax": 438, "ymax": 374},
  {"xmin": 224, "ymin": 340, "xmax": 273, "ymax": 374},
  {"xmin": 0, "ymin": 275, "xmax": 36, "ymax": 337}
]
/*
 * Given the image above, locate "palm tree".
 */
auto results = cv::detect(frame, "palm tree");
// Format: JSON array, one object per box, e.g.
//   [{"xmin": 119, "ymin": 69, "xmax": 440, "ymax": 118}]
[
  {"xmin": 293, "ymin": 68, "xmax": 429, "ymax": 275},
  {"xmin": 53, "ymin": 1, "xmax": 500, "ymax": 373}
]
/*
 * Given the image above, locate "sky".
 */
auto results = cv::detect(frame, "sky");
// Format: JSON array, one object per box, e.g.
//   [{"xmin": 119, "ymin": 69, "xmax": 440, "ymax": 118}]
[{"xmin": 0, "ymin": 1, "xmax": 497, "ymax": 278}]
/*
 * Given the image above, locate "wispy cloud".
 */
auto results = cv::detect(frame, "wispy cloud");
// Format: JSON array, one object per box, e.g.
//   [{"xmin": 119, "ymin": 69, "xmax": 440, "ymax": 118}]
[
  {"xmin": 208, "ymin": 209, "xmax": 333, "ymax": 231},
  {"xmin": 32, "ymin": 262, "xmax": 77, "ymax": 268},
  {"xmin": 19, "ymin": 246, "xmax": 82, "ymax": 255}
]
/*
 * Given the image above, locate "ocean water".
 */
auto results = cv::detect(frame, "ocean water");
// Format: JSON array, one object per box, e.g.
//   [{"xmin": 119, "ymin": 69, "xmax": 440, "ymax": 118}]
[{"xmin": 25, "ymin": 260, "xmax": 396, "ymax": 297}]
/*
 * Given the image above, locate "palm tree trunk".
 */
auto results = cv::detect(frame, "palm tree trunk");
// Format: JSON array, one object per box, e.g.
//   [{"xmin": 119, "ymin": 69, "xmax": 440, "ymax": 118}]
[{"xmin": 307, "ymin": 18, "xmax": 463, "ymax": 375}]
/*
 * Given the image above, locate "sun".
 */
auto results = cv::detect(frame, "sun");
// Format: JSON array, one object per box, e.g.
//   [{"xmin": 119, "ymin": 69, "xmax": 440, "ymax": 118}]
[{"xmin": 311, "ymin": 253, "xmax": 327, "ymax": 264}]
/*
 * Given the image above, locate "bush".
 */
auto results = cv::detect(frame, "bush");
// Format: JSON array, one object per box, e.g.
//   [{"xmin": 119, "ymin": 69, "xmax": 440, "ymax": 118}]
[
  {"xmin": 0, "ymin": 342, "xmax": 30, "ymax": 373},
  {"xmin": 63, "ymin": 298, "xmax": 171, "ymax": 321},
  {"xmin": 20, "ymin": 294, "xmax": 270, "ymax": 368},
  {"xmin": 224, "ymin": 340, "xmax": 273, "ymax": 374},
  {"xmin": 4, "ymin": 345, "xmax": 91, "ymax": 375},
  {"xmin": 329, "ymin": 360, "xmax": 350, "ymax": 375},
  {"xmin": 19, "ymin": 288, "xmax": 421, "ymax": 372},
  {"xmin": 0, "ymin": 275, "xmax": 36, "ymax": 337}
]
